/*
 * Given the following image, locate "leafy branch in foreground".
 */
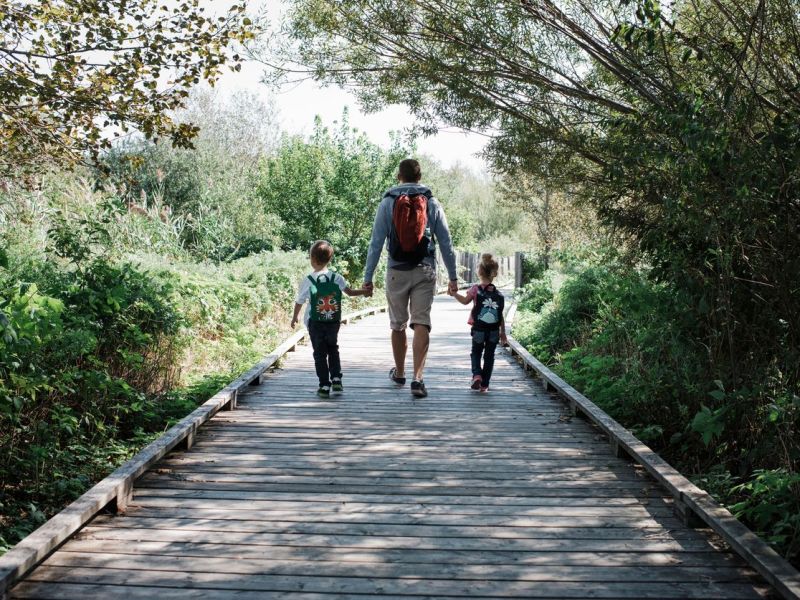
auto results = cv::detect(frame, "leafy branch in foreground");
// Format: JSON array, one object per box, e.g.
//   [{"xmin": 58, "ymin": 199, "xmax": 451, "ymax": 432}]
[{"xmin": 0, "ymin": 0, "xmax": 256, "ymax": 173}]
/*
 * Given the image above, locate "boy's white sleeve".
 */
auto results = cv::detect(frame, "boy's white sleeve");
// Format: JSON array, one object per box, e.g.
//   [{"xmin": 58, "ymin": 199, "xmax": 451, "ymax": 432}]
[
  {"xmin": 295, "ymin": 277, "xmax": 311, "ymax": 304},
  {"xmin": 335, "ymin": 273, "xmax": 347, "ymax": 290}
]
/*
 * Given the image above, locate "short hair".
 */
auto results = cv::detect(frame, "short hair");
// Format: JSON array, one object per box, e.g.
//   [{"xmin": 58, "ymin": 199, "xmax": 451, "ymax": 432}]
[
  {"xmin": 398, "ymin": 158, "xmax": 422, "ymax": 183},
  {"xmin": 310, "ymin": 240, "xmax": 334, "ymax": 265},
  {"xmin": 478, "ymin": 253, "xmax": 499, "ymax": 279}
]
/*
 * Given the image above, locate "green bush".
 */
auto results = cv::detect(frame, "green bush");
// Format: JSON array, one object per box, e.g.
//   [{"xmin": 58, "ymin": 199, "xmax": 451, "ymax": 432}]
[
  {"xmin": 515, "ymin": 257, "xmax": 800, "ymax": 564},
  {"xmin": 517, "ymin": 276, "xmax": 553, "ymax": 314}
]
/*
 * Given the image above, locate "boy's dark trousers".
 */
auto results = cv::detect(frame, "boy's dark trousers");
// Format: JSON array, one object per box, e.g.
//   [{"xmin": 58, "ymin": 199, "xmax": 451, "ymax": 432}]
[
  {"xmin": 471, "ymin": 328, "xmax": 500, "ymax": 386},
  {"xmin": 308, "ymin": 321, "xmax": 341, "ymax": 387}
]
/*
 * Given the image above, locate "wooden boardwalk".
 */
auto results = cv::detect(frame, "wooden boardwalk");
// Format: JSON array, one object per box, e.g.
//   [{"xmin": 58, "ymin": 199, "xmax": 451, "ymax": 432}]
[{"xmin": 9, "ymin": 296, "xmax": 774, "ymax": 598}]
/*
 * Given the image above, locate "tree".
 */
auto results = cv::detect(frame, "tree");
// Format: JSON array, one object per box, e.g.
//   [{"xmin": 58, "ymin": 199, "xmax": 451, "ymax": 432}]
[
  {"xmin": 497, "ymin": 171, "xmax": 598, "ymax": 269},
  {"xmin": 0, "ymin": 0, "xmax": 255, "ymax": 174},
  {"xmin": 257, "ymin": 112, "xmax": 406, "ymax": 277}
]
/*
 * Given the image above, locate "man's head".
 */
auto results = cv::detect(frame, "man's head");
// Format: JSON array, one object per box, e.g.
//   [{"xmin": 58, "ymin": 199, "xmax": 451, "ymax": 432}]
[
  {"xmin": 397, "ymin": 158, "xmax": 422, "ymax": 183},
  {"xmin": 310, "ymin": 240, "xmax": 334, "ymax": 269}
]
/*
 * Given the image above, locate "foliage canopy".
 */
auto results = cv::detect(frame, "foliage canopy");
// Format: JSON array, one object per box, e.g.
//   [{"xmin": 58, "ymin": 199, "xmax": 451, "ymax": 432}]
[{"xmin": 0, "ymin": 0, "xmax": 255, "ymax": 173}]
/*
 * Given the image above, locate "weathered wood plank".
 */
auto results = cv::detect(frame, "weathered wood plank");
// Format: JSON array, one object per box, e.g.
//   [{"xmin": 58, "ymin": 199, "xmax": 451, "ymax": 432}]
[
  {"xmin": 14, "ymin": 570, "xmax": 772, "ymax": 599},
  {"xmin": 73, "ymin": 526, "xmax": 721, "ymax": 552},
  {"xmin": 49, "ymin": 539, "xmax": 750, "ymax": 567},
  {"xmin": 41, "ymin": 553, "xmax": 760, "ymax": 583}
]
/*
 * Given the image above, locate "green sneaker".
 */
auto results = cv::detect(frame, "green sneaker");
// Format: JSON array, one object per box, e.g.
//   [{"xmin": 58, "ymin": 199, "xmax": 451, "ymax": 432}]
[
  {"xmin": 317, "ymin": 386, "xmax": 331, "ymax": 399},
  {"xmin": 331, "ymin": 378, "xmax": 343, "ymax": 393}
]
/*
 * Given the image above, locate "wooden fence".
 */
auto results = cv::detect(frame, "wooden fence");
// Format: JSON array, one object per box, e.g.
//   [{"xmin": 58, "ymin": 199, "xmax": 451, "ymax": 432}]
[{"xmin": 437, "ymin": 250, "xmax": 518, "ymax": 287}]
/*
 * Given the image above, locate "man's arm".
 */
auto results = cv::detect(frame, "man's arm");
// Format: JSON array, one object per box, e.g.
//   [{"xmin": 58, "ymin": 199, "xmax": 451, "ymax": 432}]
[
  {"xmin": 363, "ymin": 195, "xmax": 392, "ymax": 285},
  {"xmin": 431, "ymin": 198, "xmax": 458, "ymax": 285}
]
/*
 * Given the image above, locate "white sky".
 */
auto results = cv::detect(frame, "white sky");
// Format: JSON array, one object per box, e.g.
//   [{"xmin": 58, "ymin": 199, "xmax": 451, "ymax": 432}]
[
  {"xmin": 209, "ymin": 1, "xmax": 490, "ymax": 172},
  {"xmin": 215, "ymin": 60, "xmax": 489, "ymax": 172}
]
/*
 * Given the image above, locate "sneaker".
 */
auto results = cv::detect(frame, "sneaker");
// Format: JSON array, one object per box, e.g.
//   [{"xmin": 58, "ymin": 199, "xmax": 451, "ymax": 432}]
[
  {"xmin": 331, "ymin": 378, "xmax": 343, "ymax": 393},
  {"xmin": 470, "ymin": 375, "xmax": 482, "ymax": 390},
  {"xmin": 410, "ymin": 379, "xmax": 428, "ymax": 398},
  {"xmin": 389, "ymin": 367, "xmax": 406, "ymax": 386},
  {"xmin": 480, "ymin": 385, "xmax": 489, "ymax": 393},
  {"xmin": 317, "ymin": 386, "xmax": 331, "ymax": 399}
]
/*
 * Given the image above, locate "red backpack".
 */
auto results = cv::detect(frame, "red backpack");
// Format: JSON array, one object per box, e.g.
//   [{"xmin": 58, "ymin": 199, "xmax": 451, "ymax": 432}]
[{"xmin": 389, "ymin": 191, "xmax": 432, "ymax": 264}]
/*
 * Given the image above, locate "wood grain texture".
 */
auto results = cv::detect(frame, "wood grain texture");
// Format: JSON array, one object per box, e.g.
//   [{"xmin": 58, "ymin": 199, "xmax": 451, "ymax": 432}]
[{"xmin": 5, "ymin": 296, "xmax": 787, "ymax": 599}]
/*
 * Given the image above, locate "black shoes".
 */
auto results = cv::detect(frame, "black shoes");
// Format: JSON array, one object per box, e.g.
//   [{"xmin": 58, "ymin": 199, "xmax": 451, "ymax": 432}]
[
  {"xmin": 389, "ymin": 367, "xmax": 406, "ymax": 385},
  {"xmin": 317, "ymin": 386, "xmax": 331, "ymax": 399},
  {"xmin": 410, "ymin": 379, "xmax": 427, "ymax": 398},
  {"xmin": 331, "ymin": 377, "xmax": 343, "ymax": 393}
]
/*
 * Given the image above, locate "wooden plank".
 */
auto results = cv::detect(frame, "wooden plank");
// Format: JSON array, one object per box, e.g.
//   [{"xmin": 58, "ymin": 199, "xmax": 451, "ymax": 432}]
[
  {"xmin": 40, "ymin": 553, "xmax": 760, "ymax": 583},
  {"xmin": 92, "ymin": 507, "xmax": 684, "ymax": 528},
  {"xmin": 46, "ymin": 539, "xmax": 750, "ymax": 567},
  {"xmin": 15, "ymin": 566, "xmax": 771, "ymax": 598},
  {"xmin": 10, "ymin": 579, "xmax": 772, "ymax": 600},
  {"xmin": 130, "ymin": 490, "xmax": 673, "ymax": 510},
  {"xmin": 73, "ymin": 526, "xmax": 721, "ymax": 552},
  {"xmin": 505, "ymin": 336, "xmax": 800, "ymax": 599},
  {"xmin": 83, "ymin": 516, "xmax": 701, "ymax": 542}
]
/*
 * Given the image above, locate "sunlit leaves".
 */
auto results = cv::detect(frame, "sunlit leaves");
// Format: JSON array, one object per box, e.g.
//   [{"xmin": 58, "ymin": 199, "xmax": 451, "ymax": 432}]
[{"xmin": 0, "ymin": 0, "xmax": 256, "ymax": 173}]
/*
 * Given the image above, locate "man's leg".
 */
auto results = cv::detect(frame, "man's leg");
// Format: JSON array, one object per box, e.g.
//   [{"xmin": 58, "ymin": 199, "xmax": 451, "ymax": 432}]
[
  {"xmin": 385, "ymin": 269, "xmax": 412, "ymax": 378},
  {"xmin": 412, "ymin": 325, "xmax": 430, "ymax": 381},
  {"xmin": 391, "ymin": 329, "xmax": 408, "ymax": 377},
  {"xmin": 408, "ymin": 266, "xmax": 436, "ymax": 382}
]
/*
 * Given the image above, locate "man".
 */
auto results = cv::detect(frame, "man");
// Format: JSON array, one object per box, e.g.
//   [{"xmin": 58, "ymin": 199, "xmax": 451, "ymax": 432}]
[{"xmin": 363, "ymin": 158, "xmax": 459, "ymax": 398}]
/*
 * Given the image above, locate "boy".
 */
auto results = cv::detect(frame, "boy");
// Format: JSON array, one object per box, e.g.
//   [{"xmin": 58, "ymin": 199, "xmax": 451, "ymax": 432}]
[{"xmin": 291, "ymin": 240, "xmax": 371, "ymax": 398}]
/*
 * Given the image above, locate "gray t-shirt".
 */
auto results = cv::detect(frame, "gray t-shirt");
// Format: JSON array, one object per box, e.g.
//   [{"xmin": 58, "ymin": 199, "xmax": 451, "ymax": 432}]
[{"xmin": 363, "ymin": 183, "xmax": 458, "ymax": 283}]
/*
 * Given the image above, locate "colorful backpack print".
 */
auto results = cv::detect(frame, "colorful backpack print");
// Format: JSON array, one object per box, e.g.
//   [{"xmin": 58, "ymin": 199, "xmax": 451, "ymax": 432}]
[
  {"xmin": 308, "ymin": 272, "xmax": 342, "ymax": 323},
  {"xmin": 472, "ymin": 284, "xmax": 505, "ymax": 331}
]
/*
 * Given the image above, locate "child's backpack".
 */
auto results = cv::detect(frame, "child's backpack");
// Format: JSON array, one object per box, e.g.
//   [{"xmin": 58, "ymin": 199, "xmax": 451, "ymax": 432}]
[
  {"xmin": 471, "ymin": 284, "xmax": 505, "ymax": 331},
  {"xmin": 308, "ymin": 272, "xmax": 342, "ymax": 323},
  {"xmin": 388, "ymin": 190, "xmax": 433, "ymax": 264}
]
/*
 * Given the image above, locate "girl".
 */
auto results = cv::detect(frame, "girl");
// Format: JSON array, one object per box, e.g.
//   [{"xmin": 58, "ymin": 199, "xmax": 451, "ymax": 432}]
[{"xmin": 451, "ymin": 254, "xmax": 508, "ymax": 392}]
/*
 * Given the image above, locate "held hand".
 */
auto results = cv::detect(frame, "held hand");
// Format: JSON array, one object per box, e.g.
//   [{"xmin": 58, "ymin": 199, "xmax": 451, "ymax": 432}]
[
  {"xmin": 290, "ymin": 317, "xmax": 298, "ymax": 329},
  {"xmin": 500, "ymin": 332, "xmax": 509, "ymax": 346},
  {"xmin": 363, "ymin": 281, "xmax": 374, "ymax": 297},
  {"xmin": 448, "ymin": 280, "xmax": 458, "ymax": 296}
]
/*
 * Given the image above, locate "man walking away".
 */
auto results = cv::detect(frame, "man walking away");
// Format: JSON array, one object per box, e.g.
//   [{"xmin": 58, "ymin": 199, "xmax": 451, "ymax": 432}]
[{"xmin": 363, "ymin": 158, "xmax": 459, "ymax": 398}]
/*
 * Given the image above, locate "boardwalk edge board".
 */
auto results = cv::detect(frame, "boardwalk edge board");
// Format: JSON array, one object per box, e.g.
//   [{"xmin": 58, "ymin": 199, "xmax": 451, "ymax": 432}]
[
  {"xmin": 0, "ymin": 305, "xmax": 387, "ymax": 599},
  {"xmin": 504, "ymin": 319, "xmax": 800, "ymax": 600}
]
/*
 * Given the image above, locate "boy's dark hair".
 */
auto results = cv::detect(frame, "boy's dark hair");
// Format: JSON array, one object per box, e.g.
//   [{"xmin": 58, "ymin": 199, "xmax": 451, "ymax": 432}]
[
  {"xmin": 310, "ymin": 240, "xmax": 334, "ymax": 265},
  {"xmin": 397, "ymin": 158, "xmax": 422, "ymax": 183}
]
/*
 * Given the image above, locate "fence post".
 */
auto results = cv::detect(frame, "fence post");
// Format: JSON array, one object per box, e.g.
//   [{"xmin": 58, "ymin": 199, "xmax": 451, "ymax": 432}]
[{"xmin": 514, "ymin": 251, "xmax": 524, "ymax": 289}]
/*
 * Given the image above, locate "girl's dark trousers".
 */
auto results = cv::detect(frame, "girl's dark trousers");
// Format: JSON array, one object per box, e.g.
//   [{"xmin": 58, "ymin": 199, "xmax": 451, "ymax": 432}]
[{"xmin": 471, "ymin": 328, "xmax": 500, "ymax": 386}]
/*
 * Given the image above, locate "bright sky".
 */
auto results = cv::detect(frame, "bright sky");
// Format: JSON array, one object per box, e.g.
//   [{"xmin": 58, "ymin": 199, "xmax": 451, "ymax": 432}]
[
  {"xmin": 210, "ymin": 2, "xmax": 490, "ymax": 172},
  {"xmin": 218, "ymin": 62, "xmax": 489, "ymax": 171}
]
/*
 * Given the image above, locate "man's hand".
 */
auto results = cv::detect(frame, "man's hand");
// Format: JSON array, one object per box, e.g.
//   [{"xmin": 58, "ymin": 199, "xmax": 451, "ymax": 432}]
[
  {"xmin": 448, "ymin": 279, "xmax": 458, "ymax": 296},
  {"xmin": 500, "ymin": 332, "xmax": 509, "ymax": 346},
  {"xmin": 290, "ymin": 317, "xmax": 299, "ymax": 329},
  {"xmin": 363, "ymin": 281, "xmax": 374, "ymax": 297}
]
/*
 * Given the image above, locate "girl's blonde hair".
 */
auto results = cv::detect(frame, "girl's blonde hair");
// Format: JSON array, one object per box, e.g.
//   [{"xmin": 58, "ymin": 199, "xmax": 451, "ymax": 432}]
[{"xmin": 478, "ymin": 253, "xmax": 499, "ymax": 279}]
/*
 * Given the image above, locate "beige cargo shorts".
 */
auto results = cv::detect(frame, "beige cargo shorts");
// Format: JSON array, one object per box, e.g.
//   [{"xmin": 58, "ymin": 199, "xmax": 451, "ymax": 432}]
[{"xmin": 385, "ymin": 264, "xmax": 437, "ymax": 331}]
